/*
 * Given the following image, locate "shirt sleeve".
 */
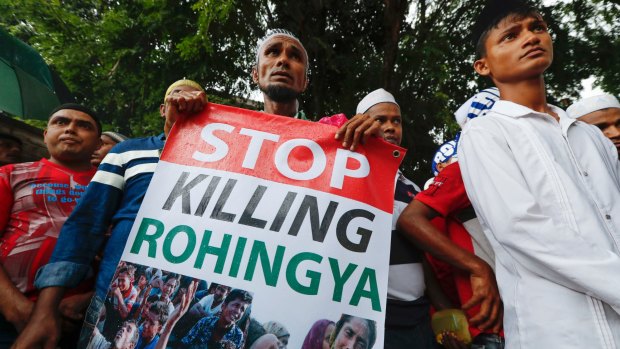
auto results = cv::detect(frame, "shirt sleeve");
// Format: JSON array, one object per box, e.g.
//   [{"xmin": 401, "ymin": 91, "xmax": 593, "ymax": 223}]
[
  {"xmin": 414, "ymin": 162, "xmax": 470, "ymax": 217},
  {"xmin": 459, "ymin": 122, "xmax": 620, "ymax": 310},
  {"xmin": 0, "ymin": 166, "xmax": 13, "ymax": 234},
  {"xmin": 34, "ymin": 157, "xmax": 126, "ymax": 289}
]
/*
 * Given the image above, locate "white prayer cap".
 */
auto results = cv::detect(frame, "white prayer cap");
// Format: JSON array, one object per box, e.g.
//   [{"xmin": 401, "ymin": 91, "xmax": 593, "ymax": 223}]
[
  {"xmin": 566, "ymin": 94, "xmax": 620, "ymax": 119},
  {"xmin": 356, "ymin": 88, "xmax": 399, "ymax": 114},
  {"xmin": 454, "ymin": 87, "xmax": 499, "ymax": 127}
]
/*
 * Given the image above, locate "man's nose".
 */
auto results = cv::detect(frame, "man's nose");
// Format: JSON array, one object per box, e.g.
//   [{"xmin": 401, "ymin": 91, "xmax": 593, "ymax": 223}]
[{"xmin": 522, "ymin": 30, "xmax": 541, "ymax": 47}]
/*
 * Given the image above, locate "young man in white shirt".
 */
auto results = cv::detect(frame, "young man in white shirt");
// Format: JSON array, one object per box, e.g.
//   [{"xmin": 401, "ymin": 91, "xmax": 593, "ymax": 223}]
[{"xmin": 458, "ymin": 0, "xmax": 620, "ymax": 348}]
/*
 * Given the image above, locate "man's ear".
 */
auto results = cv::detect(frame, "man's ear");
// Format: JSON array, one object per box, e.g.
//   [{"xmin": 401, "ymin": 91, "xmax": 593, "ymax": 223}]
[
  {"xmin": 474, "ymin": 58, "xmax": 490, "ymax": 77},
  {"xmin": 159, "ymin": 104, "xmax": 165, "ymax": 118},
  {"xmin": 251, "ymin": 66, "xmax": 259, "ymax": 84},
  {"xmin": 302, "ymin": 74, "xmax": 309, "ymax": 92}
]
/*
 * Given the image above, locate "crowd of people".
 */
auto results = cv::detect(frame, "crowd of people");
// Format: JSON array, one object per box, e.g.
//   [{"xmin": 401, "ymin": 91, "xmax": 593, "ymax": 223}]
[{"xmin": 1, "ymin": 0, "xmax": 620, "ymax": 348}]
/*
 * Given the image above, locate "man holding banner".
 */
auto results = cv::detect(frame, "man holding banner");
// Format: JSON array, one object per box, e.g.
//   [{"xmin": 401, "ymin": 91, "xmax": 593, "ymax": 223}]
[{"xmin": 14, "ymin": 79, "xmax": 207, "ymax": 348}]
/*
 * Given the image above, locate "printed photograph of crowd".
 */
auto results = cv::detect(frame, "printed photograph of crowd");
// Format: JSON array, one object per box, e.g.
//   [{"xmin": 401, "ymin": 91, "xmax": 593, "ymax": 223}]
[{"xmin": 86, "ymin": 262, "xmax": 376, "ymax": 349}]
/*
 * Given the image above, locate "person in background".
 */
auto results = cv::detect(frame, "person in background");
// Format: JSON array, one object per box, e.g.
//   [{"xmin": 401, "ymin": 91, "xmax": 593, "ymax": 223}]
[
  {"xmin": 102, "ymin": 265, "xmax": 138, "ymax": 340},
  {"xmin": 0, "ymin": 103, "xmax": 101, "ymax": 347},
  {"xmin": 566, "ymin": 93, "xmax": 620, "ymax": 157},
  {"xmin": 353, "ymin": 88, "xmax": 437, "ymax": 348},
  {"xmin": 398, "ymin": 88, "xmax": 503, "ymax": 348},
  {"xmin": 0, "ymin": 133, "xmax": 22, "ymax": 166},
  {"xmin": 262, "ymin": 321, "xmax": 290, "ymax": 349},
  {"xmin": 91, "ymin": 131, "xmax": 128, "ymax": 167},
  {"xmin": 87, "ymin": 320, "xmax": 139, "ymax": 349},
  {"xmin": 301, "ymin": 319, "xmax": 335, "ymax": 349},
  {"xmin": 330, "ymin": 315, "xmax": 376, "ymax": 349},
  {"xmin": 134, "ymin": 301, "xmax": 169, "ymax": 349}
]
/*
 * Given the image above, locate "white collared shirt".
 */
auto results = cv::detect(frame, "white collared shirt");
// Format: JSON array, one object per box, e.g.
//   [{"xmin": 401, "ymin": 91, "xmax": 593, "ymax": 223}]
[{"xmin": 459, "ymin": 100, "xmax": 620, "ymax": 349}]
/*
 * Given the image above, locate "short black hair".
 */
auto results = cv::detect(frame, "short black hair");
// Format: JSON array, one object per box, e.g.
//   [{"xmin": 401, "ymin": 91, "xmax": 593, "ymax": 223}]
[
  {"xmin": 148, "ymin": 301, "xmax": 170, "ymax": 325},
  {"xmin": 473, "ymin": 0, "xmax": 541, "ymax": 59},
  {"xmin": 224, "ymin": 289, "xmax": 253, "ymax": 305},
  {"xmin": 48, "ymin": 103, "xmax": 102, "ymax": 135}
]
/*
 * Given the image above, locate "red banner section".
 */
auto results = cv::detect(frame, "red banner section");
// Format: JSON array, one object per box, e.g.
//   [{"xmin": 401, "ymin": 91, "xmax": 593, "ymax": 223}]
[{"xmin": 162, "ymin": 103, "xmax": 405, "ymax": 213}]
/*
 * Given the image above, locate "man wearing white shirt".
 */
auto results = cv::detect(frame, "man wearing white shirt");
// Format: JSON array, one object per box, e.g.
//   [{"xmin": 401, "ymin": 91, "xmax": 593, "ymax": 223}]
[
  {"xmin": 459, "ymin": 0, "xmax": 620, "ymax": 348},
  {"xmin": 189, "ymin": 284, "xmax": 229, "ymax": 318}
]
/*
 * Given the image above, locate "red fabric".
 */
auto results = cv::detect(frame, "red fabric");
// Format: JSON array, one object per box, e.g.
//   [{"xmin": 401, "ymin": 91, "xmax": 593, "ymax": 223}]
[
  {"xmin": 317, "ymin": 113, "xmax": 348, "ymax": 127},
  {"xmin": 415, "ymin": 162, "xmax": 470, "ymax": 217},
  {"xmin": 0, "ymin": 159, "xmax": 96, "ymax": 299},
  {"xmin": 415, "ymin": 162, "xmax": 501, "ymax": 338}
]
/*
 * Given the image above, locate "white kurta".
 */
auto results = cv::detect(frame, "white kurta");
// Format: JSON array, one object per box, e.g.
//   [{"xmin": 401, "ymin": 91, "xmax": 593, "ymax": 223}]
[{"xmin": 459, "ymin": 100, "xmax": 620, "ymax": 349}]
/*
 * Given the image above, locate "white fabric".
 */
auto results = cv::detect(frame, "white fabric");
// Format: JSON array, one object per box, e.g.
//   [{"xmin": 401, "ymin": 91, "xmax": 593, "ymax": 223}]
[
  {"xmin": 196, "ymin": 294, "xmax": 223, "ymax": 317},
  {"xmin": 453, "ymin": 87, "xmax": 499, "ymax": 127},
  {"xmin": 566, "ymin": 94, "xmax": 620, "ymax": 119},
  {"xmin": 356, "ymin": 88, "xmax": 399, "ymax": 114},
  {"xmin": 459, "ymin": 100, "xmax": 620, "ymax": 349}
]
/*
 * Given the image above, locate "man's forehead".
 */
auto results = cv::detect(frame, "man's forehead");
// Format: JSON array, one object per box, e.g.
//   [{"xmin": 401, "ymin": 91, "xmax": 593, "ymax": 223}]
[
  {"xmin": 580, "ymin": 108, "xmax": 620, "ymax": 122},
  {"xmin": 366, "ymin": 102, "xmax": 401, "ymax": 116},
  {"xmin": 496, "ymin": 12, "xmax": 544, "ymax": 30}
]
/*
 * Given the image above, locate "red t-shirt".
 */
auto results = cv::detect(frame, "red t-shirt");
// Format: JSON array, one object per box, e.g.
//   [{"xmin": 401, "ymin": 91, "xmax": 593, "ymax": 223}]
[
  {"xmin": 416, "ymin": 162, "xmax": 499, "ymax": 337},
  {"xmin": 0, "ymin": 158, "xmax": 96, "ymax": 299}
]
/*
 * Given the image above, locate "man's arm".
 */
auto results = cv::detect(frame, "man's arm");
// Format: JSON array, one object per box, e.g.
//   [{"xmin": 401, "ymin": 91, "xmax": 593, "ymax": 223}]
[
  {"xmin": 155, "ymin": 280, "xmax": 198, "ymax": 349},
  {"xmin": 459, "ymin": 122, "xmax": 620, "ymax": 310},
  {"xmin": 0, "ymin": 168, "xmax": 33, "ymax": 332},
  {"xmin": 11, "ymin": 286, "xmax": 64, "ymax": 349},
  {"xmin": 397, "ymin": 200, "xmax": 501, "ymax": 331},
  {"xmin": 0, "ymin": 266, "xmax": 33, "ymax": 332}
]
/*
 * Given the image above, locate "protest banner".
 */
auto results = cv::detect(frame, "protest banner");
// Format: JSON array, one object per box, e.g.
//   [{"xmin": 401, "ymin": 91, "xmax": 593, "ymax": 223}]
[{"xmin": 89, "ymin": 103, "xmax": 405, "ymax": 349}]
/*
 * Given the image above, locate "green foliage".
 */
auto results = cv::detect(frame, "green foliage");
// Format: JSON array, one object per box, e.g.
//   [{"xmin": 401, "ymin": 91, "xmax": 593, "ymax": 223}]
[{"xmin": 1, "ymin": 0, "xmax": 618, "ymax": 183}]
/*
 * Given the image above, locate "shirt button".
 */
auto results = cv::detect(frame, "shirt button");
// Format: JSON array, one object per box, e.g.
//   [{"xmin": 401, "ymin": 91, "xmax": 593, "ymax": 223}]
[
  {"xmin": 583, "ymin": 171, "xmax": 589, "ymax": 176},
  {"xmin": 606, "ymin": 214, "xmax": 612, "ymax": 220}
]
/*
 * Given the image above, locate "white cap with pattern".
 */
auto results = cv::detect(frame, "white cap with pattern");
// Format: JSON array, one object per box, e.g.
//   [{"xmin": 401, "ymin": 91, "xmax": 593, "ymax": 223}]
[{"xmin": 356, "ymin": 88, "xmax": 399, "ymax": 114}]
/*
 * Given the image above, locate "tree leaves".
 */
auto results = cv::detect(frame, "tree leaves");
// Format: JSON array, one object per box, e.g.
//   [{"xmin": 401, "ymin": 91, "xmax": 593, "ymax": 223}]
[{"xmin": 1, "ymin": 0, "xmax": 617, "ymax": 183}]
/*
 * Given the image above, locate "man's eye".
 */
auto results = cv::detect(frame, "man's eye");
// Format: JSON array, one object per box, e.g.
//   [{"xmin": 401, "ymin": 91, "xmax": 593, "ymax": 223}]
[
  {"xmin": 502, "ymin": 33, "xmax": 516, "ymax": 41},
  {"xmin": 533, "ymin": 24, "xmax": 548, "ymax": 32}
]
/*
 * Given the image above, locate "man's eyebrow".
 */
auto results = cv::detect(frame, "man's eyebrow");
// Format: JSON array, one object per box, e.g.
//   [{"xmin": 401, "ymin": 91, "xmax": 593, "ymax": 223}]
[
  {"xmin": 530, "ymin": 18, "xmax": 548, "ymax": 26},
  {"xmin": 76, "ymin": 119, "xmax": 95, "ymax": 127},
  {"xmin": 263, "ymin": 41, "xmax": 283, "ymax": 51}
]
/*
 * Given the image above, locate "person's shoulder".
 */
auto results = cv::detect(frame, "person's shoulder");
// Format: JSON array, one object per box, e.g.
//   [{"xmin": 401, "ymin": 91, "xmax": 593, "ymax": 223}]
[{"xmin": 109, "ymin": 134, "xmax": 164, "ymax": 154}]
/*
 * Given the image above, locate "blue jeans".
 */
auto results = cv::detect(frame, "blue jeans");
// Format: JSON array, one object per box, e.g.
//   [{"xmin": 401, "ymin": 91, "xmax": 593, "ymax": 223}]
[{"xmin": 77, "ymin": 294, "xmax": 104, "ymax": 348}]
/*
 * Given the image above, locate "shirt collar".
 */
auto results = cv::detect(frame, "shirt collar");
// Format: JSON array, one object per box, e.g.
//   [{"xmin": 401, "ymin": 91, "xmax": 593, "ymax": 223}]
[{"xmin": 492, "ymin": 100, "xmax": 577, "ymax": 135}]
